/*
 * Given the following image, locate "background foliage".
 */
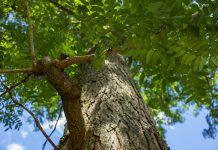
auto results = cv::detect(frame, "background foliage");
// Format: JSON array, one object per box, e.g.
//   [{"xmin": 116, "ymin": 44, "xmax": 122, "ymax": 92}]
[{"xmin": 0, "ymin": 0, "xmax": 218, "ymax": 139}]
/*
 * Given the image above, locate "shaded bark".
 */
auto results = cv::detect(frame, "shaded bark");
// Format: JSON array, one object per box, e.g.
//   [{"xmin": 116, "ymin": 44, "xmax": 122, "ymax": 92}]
[
  {"xmin": 79, "ymin": 52, "xmax": 169, "ymax": 150},
  {"xmin": 39, "ymin": 53, "xmax": 169, "ymax": 150}
]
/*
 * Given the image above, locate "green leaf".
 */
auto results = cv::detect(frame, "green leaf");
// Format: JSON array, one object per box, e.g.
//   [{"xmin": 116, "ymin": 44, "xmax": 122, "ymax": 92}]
[
  {"xmin": 74, "ymin": 0, "xmax": 84, "ymax": 5},
  {"xmin": 198, "ymin": 57, "xmax": 207, "ymax": 71},
  {"xmin": 152, "ymin": 50, "xmax": 160, "ymax": 65},
  {"xmin": 146, "ymin": 50, "xmax": 155, "ymax": 64},
  {"xmin": 168, "ymin": 57, "xmax": 175, "ymax": 70},
  {"xmin": 139, "ymin": 71, "xmax": 145, "ymax": 85},
  {"xmin": 174, "ymin": 50, "xmax": 186, "ymax": 57},
  {"xmin": 160, "ymin": 54, "xmax": 168, "ymax": 65},
  {"xmin": 185, "ymin": 54, "xmax": 196, "ymax": 65},
  {"xmin": 92, "ymin": 53, "xmax": 106, "ymax": 70},
  {"xmin": 193, "ymin": 57, "xmax": 201, "ymax": 71},
  {"xmin": 214, "ymin": 9, "xmax": 218, "ymax": 18},
  {"xmin": 211, "ymin": 57, "xmax": 218, "ymax": 66},
  {"xmin": 186, "ymin": 96, "xmax": 194, "ymax": 104},
  {"xmin": 181, "ymin": 53, "xmax": 192, "ymax": 64},
  {"xmin": 170, "ymin": 0, "xmax": 182, "ymax": 16}
]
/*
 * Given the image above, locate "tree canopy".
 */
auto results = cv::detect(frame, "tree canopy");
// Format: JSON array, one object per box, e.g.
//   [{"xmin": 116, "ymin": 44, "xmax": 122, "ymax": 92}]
[{"xmin": 0, "ymin": 0, "xmax": 218, "ymax": 139}]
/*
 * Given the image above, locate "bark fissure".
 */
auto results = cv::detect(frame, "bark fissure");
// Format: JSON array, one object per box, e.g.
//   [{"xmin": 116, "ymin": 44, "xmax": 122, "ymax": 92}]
[
  {"xmin": 115, "ymin": 130, "xmax": 122, "ymax": 148},
  {"xmin": 143, "ymin": 130, "xmax": 151, "ymax": 150},
  {"xmin": 93, "ymin": 134, "xmax": 103, "ymax": 150},
  {"xmin": 37, "ymin": 52, "xmax": 169, "ymax": 150},
  {"xmin": 80, "ymin": 52, "xmax": 169, "ymax": 150},
  {"xmin": 153, "ymin": 130, "xmax": 166, "ymax": 150}
]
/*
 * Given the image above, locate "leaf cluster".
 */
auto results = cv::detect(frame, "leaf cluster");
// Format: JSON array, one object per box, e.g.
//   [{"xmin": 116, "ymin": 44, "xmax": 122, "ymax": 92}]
[{"xmin": 0, "ymin": 0, "xmax": 218, "ymax": 138}]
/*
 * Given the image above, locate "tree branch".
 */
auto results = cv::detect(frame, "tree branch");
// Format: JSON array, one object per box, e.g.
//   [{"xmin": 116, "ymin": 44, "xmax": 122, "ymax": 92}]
[
  {"xmin": 0, "ymin": 68, "xmax": 33, "ymax": 74},
  {"xmin": 49, "ymin": 0, "xmax": 74, "ymax": 15},
  {"xmin": 54, "ymin": 48, "xmax": 115, "ymax": 69},
  {"xmin": 24, "ymin": 0, "xmax": 37, "ymax": 71},
  {"xmin": 0, "ymin": 81, "xmax": 59, "ymax": 150},
  {"xmin": 55, "ymin": 54, "xmax": 94, "ymax": 69},
  {"xmin": 42, "ymin": 106, "xmax": 62, "ymax": 150},
  {"xmin": 0, "ymin": 54, "xmax": 93, "ymax": 75},
  {"xmin": 0, "ymin": 73, "xmax": 33, "ymax": 97}
]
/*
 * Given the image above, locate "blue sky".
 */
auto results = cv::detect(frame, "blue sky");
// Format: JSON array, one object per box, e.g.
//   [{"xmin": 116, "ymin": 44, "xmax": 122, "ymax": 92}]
[
  {"xmin": 166, "ymin": 109, "xmax": 218, "ymax": 150},
  {"xmin": 0, "ymin": 109, "xmax": 218, "ymax": 150}
]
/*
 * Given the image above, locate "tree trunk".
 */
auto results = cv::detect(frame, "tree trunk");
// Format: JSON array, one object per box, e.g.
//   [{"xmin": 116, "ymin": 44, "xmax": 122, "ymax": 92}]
[{"xmin": 58, "ymin": 52, "xmax": 169, "ymax": 150}]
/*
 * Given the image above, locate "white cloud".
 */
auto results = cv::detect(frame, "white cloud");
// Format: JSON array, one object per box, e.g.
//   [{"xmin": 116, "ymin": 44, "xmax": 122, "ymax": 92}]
[
  {"xmin": 20, "ymin": 130, "xmax": 28, "ymax": 138},
  {"xmin": 56, "ymin": 115, "xmax": 66, "ymax": 133},
  {"xmin": 42, "ymin": 112, "xmax": 66, "ymax": 133},
  {"xmin": 7, "ymin": 143, "xmax": 25, "ymax": 150}
]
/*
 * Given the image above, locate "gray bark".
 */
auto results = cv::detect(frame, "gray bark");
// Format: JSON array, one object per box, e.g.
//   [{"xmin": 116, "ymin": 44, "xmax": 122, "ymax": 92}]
[
  {"xmin": 39, "ymin": 52, "xmax": 170, "ymax": 149},
  {"xmin": 57, "ymin": 52, "xmax": 169, "ymax": 150},
  {"xmin": 56, "ymin": 52, "xmax": 168, "ymax": 150}
]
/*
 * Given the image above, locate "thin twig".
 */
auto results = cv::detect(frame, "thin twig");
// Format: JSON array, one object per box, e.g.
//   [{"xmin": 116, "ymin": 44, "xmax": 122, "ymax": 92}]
[
  {"xmin": 0, "ymin": 68, "xmax": 33, "ymax": 74},
  {"xmin": 0, "ymin": 81, "xmax": 59, "ymax": 150},
  {"xmin": 0, "ymin": 73, "xmax": 33, "ymax": 97},
  {"xmin": 42, "ymin": 106, "xmax": 63, "ymax": 150},
  {"xmin": 8, "ymin": 93, "xmax": 59, "ymax": 150},
  {"xmin": 49, "ymin": 0, "xmax": 74, "ymax": 15},
  {"xmin": 24, "ymin": 0, "xmax": 37, "ymax": 71}
]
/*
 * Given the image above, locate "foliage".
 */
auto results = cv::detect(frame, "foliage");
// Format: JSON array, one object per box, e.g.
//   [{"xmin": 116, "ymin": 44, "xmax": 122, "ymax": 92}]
[{"xmin": 0, "ymin": 0, "xmax": 218, "ymax": 138}]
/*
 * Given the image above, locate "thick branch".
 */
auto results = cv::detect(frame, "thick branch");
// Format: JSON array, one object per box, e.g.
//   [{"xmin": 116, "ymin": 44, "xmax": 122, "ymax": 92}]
[
  {"xmin": 0, "ymin": 54, "xmax": 93, "ymax": 75},
  {"xmin": 54, "ymin": 48, "xmax": 116, "ymax": 69},
  {"xmin": 0, "ymin": 73, "xmax": 33, "ymax": 97},
  {"xmin": 0, "ymin": 68, "xmax": 33, "ymax": 74},
  {"xmin": 49, "ymin": 0, "xmax": 74, "ymax": 15},
  {"xmin": 24, "ymin": 0, "xmax": 37, "ymax": 70},
  {"xmin": 55, "ymin": 54, "xmax": 94, "ymax": 69},
  {"xmin": 37, "ymin": 57, "xmax": 85, "ymax": 149}
]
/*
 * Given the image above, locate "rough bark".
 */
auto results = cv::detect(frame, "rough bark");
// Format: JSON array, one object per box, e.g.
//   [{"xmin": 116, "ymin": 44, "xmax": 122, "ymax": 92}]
[
  {"xmin": 79, "ymin": 52, "xmax": 169, "ymax": 150},
  {"xmin": 41, "ymin": 52, "xmax": 169, "ymax": 150}
]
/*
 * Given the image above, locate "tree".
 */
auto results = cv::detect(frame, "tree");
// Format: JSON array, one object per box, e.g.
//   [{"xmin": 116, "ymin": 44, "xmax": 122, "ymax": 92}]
[{"xmin": 0, "ymin": 0, "xmax": 218, "ymax": 149}]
